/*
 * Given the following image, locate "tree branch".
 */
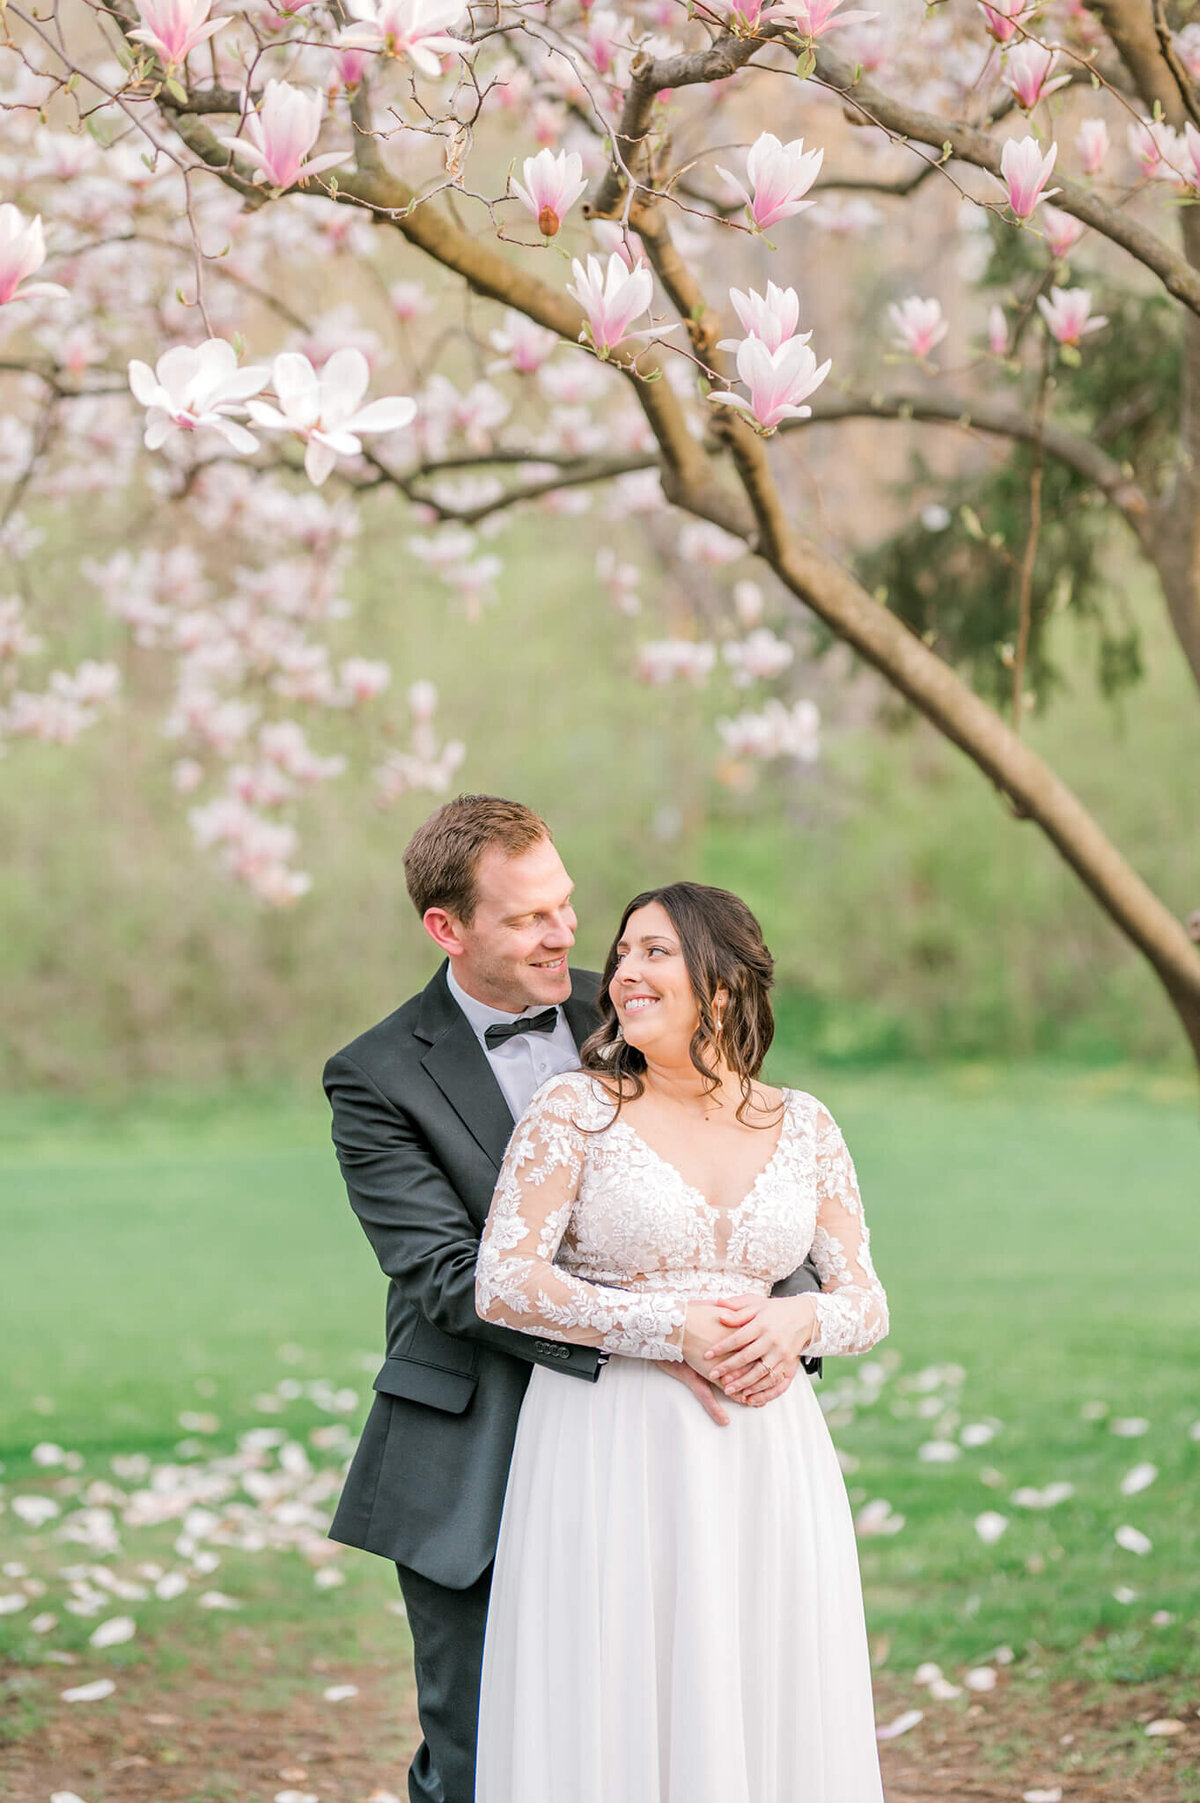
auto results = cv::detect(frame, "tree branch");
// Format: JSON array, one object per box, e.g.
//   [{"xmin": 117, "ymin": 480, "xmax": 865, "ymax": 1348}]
[
  {"xmin": 813, "ymin": 46, "xmax": 1200, "ymax": 319},
  {"xmin": 787, "ymin": 389, "xmax": 1152, "ymax": 534}
]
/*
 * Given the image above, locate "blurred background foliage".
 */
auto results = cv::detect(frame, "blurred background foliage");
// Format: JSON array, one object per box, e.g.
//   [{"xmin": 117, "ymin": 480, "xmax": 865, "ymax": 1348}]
[{"xmin": 1, "ymin": 491, "xmax": 1194, "ymax": 1092}]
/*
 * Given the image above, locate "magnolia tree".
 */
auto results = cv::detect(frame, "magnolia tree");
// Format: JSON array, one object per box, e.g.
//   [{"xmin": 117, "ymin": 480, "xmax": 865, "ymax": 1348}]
[{"xmin": 2, "ymin": 0, "xmax": 1200, "ymax": 1056}]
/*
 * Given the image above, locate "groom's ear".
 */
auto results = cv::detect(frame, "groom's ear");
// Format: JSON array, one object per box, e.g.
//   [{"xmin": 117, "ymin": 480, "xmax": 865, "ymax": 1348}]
[{"xmin": 423, "ymin": 907, "xmax": 467, "ymax": 957}]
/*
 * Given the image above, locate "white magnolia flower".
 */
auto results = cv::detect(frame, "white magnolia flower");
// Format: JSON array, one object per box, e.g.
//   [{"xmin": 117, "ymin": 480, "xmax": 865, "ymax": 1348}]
[
  {"xmin": 128, "ymin": 340, "xmax": 269, "ymax": 453},
  {"xmin": 248, "ymin": 350, "xmax": 416, "ymax": 486}
]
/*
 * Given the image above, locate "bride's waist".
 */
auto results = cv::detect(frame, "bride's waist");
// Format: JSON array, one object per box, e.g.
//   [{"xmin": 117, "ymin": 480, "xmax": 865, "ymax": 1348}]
[{"xmin": 562, "ymin": 1266, "xmax": 775, "ymax": 1300}]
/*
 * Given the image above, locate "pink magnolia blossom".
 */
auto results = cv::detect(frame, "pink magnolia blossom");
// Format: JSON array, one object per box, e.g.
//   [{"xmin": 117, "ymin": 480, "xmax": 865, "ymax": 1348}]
[
  {"xmin": 717, "ymin": 132, "xmax": 823, "ymax": 233},
  {"xmin": 1128, "ymin": 119, "xmax": 1184, "ymax": 182},
  {"xmin": 247, "ymin": 349, "xmax": 416, "ymax": 486},
  {"xmin": 390, "ymin": 280, "xmax": 432, "ymax": 321},
  {"xmin": 1075, "ymin": 116, "xmax": 1109, "ymax": 175},
  {"xmin": 635, "ymin": 639, "xmax": 717, "ymax": 685},
  {"xmin": 888, "ymin": 295, "xmax": 948, "ymax": 359},
  {"xmin": 978, "ymin": 0, "xmax": 1035, "ymax": 44},
  {"xmin": 339, "ymin": 657, "xmax": 391, "ymax": 703},
  {"xmin": 717, "ymin": 697, "xmax": 819, "ymax": 762},
  {"xmin": 566, "ymin": 253, "xmax": 656, "ymax": 355},
  {"xmin": 218, "ymin": 81, "xmax": 347, "ymax": 191},
  {"xmin": 1040, "ymin": 203, "xmax": 1084, "ymax": 259},
  {"xmin": 999, "ymin": 135, "xmax": 1059, "ymax": 218},
  {"xmin": 341, "ymin": 0, "xmax": 466, "ymax": 73},
  {"xmin": 720, "ymin": 282, "xmax": 806, "ymax": 354},
  {"xmin": 511, "ymin": 147, "xmax": 588, "ymax": 238},
  {"xmin": 1176, "ymin": 22, "xmax": 1200, "ymax": 80},
  {"xmin": 489, "ymin": 310, "xmax": 559, "ymax": 374},
  {"xmin": 585, "ymin": 8, "xmax": 623, "ymax": 77},
  {"xmin": 1185, "ymin": 122, "xmax": 1200, "ymax": 188},
  {"xmin": 723, "ymin": 628, "xmax": 794, "ymax": 687},
  {"xmin": 1003, "ymin": 41, "xmax": 1071, "ymax": 109},
  {"xmin": 128, "ymin": 339, "xmax": 269, "ymax": 453},
  {"xmin": 329, "ymin": 43, "xmax": 372, "ymax": 87},
  {"xmin": 128, "ymin": 0, "xmax": 225, "ymax": 70},
  {"xmin": 1037, "ymin": 284, "xmax": 1107, "ymax": 346},
  {"xmin": 0, "ymin": 206, "xmax": 68, "ymax": 307},
  {"xmin": 709, "ymin": 335, "xmax": 831, "ymax": 434},
  {"xmin": 987, "ymin": 304, "xmax": 1009, "ymax": 355},
  {"xmin": 784, "ymin": 0, "xmax": 878, "ymax": 38},
  {"xmin": 723, "ymin": 0, "xmax": 766, "ymax": 29}
]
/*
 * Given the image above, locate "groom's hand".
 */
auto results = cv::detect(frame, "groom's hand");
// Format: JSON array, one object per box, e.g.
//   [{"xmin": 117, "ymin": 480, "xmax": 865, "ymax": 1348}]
[{"xmin": 656, "ymin": 1357, "xmax": 730, "ymax": 1426}]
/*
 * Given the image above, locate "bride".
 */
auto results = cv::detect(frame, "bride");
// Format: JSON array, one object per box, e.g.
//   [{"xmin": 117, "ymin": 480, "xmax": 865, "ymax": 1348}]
[{"xmin": 473, "ymin": 881, "xmax": 889, "ymax": 1803}]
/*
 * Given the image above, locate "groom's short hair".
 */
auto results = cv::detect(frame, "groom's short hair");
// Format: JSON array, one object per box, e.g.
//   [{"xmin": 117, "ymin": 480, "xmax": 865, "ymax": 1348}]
[{"xmin": 404, "ymin": 795, "xmax": 552, "ymax": 924}]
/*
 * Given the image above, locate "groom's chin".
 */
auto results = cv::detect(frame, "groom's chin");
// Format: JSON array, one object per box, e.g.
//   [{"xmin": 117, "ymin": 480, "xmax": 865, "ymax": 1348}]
[{"xmin": 528, "ymin": 962, "xmax": 572, "ymax": 1003}]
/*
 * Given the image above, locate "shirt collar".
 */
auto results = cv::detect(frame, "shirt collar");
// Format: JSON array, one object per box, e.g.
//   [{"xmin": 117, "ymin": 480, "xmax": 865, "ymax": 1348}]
[{"xmin": 445, "ymin": 960, "xmax": 560, "ymax": 1041}]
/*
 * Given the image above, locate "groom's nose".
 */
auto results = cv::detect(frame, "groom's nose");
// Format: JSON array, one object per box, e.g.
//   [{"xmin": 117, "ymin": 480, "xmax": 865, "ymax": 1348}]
[{"xmin": 542, "ymin": 907, "xmax": 576, "ymax": 947}]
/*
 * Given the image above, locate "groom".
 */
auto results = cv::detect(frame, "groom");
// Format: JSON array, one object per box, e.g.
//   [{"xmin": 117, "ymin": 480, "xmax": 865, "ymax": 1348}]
[{"xmin": 324, "ymin": 794, "xmax": 819, "ymax": 1803}]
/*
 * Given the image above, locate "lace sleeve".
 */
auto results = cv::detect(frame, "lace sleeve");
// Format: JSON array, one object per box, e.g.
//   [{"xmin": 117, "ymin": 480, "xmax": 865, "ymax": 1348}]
[
  {"xmin": 806, "ymin": 1103, "xmax": 889, "ymax": 1359},
  {"xmin": 474, "ymin": 1077, "xmax": 688, "ymax": 1361}
]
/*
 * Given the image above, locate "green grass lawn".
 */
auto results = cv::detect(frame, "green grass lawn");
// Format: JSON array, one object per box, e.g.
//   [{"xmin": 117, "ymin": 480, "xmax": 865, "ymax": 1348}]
[{"xmin": 2, "ymin": 1065, "xmax": 1198, "ymax": 1720}]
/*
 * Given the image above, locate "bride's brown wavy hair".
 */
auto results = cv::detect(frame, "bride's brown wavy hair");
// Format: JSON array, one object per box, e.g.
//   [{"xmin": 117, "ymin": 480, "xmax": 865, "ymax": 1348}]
[{"xmin": 579, "ymin": 881, "xmax": 779, "ymax": 1127}]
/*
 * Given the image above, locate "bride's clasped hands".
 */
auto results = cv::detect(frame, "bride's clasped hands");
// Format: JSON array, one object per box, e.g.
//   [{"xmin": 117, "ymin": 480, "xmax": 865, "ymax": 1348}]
[{"xmin": 672, "ymin": 1293, "xmax": 816, "ymax": 1409}]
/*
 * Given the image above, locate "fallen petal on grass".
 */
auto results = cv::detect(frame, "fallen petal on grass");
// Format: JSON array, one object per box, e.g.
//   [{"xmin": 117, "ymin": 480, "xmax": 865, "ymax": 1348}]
[
  {"xmin": 60, "ymin": 1678, "xmax": 115, "ymax": 1702},
  {"xmin": 322, "ymin": 1683, "xmax": 358, "ymax": 1701},
  {"xmin": 1145, "ymin": 1718, "xmax": 1185, "ymax": 1736},
  {"xmin": 197, "ymin": 1591, "xmax": 241, "ymax": 1609},
  {"xmin": 964, "ymin": 1666, "xmax": 997, "ymax": 1691},
  {"xmin": 1109, "ymin": 1417, "xmax": 1149, "ymax": 1437},
  {"xmin": 914, "ymin": 1661, "xmax": 942, "ymax": 1685},
  {"xmin": 1023, "ymin": 1789, "xmax": 1063, "ymax": 1802},
  {"xmin": 974, "ymin": 1511, "xmax": 1008, "ymax": 1543},
  {"xmin": 1115, "ymin": 1525, "xmax": 1152, "ymax": 1555},
  {"xmin": 89, "ymin": 1615, "xmax": 135, "ymax": 1648},
  {"xmin": 1119, "ymin": 1462, "xmax": 1158, "ymax": 1495},
  {"xmin": 877, "ymin": 1707, "xmax": 924, "ymax": 1740},
  {"xmin": 927, "ymin": 1676, "xmax": 963, "ymax": 1700}
]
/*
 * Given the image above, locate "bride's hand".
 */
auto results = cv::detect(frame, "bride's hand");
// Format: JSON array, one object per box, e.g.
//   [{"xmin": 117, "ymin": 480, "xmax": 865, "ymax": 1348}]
[
  {"xmin": 705, "ymin": 1295, "xmax": 817, "ymax": 1398},
  {"xmin": 681, "ymin": 1301, "xmax": 744, "ymax": 1379}
]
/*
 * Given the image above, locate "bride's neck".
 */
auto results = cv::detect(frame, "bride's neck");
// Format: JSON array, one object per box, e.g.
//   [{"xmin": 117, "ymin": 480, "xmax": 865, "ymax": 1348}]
[{"xmin": 639, "ymin": 1053, "xmax": 737, "ymax": 1112}]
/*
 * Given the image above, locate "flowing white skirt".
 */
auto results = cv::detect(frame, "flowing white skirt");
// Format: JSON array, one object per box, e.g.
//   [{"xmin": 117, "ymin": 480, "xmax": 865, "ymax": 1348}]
[{"xmin": 475, "ymin": 1355, "xmax": 886, "ymax": 1803}]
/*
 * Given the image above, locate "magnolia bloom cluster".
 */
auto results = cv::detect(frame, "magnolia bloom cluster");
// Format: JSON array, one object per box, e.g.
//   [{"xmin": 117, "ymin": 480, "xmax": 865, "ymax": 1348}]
[
  {"xmin": 128, "ymin": 341, "xmax": 415, "ymax": 486},
  {"xmin": 1, "ymin": 660, "xmax": 120, "ymax": 747},
  {"xmin": 717, "ymin": 696, "xmax": 821, "ymax": 763},
  {"xmin": 710, "ymin": 282, "xmax": 832, "ymax": 434},
  {"xmin": 636, "ymin": 639, "xmax": 718, "ymax": 685},
  {"xmin": 375, "ymin": 681, "xmax": 466, "ymax": 804},
  {"xmin": 1128, "ymin": 117, "xmax": 1200, "ymax": 191}
]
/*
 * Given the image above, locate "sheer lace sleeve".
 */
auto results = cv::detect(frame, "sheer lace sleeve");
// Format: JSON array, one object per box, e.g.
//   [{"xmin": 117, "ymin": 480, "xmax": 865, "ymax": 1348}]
[
  {"xmin": 475, "ymin": 1076, "xmax": 688, "ymax": 1361},
  {"xmin": 806, "ymin": 1103, "xmax": 889, "ymax": 1359}
]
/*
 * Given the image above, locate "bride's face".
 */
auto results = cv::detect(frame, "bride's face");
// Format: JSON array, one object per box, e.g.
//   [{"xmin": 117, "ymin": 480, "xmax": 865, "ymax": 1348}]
[{"xmin": 610, "ymin": 901, "xmax": 707, "ymax": 1063}]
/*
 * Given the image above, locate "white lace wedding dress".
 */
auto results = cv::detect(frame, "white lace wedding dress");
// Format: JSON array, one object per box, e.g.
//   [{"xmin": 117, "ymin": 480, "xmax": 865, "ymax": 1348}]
[{"xmin": 473, "ymin": 1071, "xmax": 889, "ymax": 1803}]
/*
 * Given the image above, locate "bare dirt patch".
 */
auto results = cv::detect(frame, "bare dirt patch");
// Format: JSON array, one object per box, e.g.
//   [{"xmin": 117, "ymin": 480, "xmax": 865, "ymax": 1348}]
[{"xmin": 2, "ymin": 1658, "xmax": 1197, "ymax": 1803}]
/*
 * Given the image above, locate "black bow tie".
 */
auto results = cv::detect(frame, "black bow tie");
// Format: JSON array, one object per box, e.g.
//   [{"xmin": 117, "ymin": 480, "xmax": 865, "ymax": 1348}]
[{"xmin": 484, "ymin": 1007, "xmax": 560, "ymax": 1051}]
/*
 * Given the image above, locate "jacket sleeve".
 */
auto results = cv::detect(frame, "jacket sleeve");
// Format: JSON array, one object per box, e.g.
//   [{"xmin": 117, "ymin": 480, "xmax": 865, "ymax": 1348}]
[{"xmin": 324, "ymin": 1048, "xmax": 604, "ymax": 1382}]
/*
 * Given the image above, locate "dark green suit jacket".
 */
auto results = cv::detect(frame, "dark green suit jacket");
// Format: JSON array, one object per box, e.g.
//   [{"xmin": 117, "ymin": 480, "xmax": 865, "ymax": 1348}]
[{"xmin": 325, "ymin": 960, "xmax": 820, "ymax": 1589}]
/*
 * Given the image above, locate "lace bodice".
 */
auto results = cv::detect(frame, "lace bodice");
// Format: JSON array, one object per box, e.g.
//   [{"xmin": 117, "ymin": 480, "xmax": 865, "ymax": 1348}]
[{"xmin": 475, "ymin": 1072, "xmax": 888, "ymax": 1363}]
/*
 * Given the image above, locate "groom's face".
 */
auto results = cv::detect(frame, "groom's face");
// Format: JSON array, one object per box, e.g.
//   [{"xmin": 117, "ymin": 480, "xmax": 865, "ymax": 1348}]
[{"xmin": 449, "ymin": 837, "xmax": 577, "ymax": 1012}]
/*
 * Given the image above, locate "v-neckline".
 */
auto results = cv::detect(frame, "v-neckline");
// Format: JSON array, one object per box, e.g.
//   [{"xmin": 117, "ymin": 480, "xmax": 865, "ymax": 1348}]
[{"xmin": 614, "ymin": 1088, "xmax": 793, "ymax": 1216}]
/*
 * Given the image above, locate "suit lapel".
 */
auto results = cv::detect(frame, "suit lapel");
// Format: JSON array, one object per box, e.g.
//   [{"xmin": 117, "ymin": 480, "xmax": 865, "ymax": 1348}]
[
  {"xmin": 417, "ymin": 965, "xmax": 515, "ymax": 1170},
  {"xmin": 563, "ymin": 971, "xmax": 602, "ymax": 1054},
  {"xmin": 415, "ymin": 962, "xmax": 603, "ymax": 1170}
]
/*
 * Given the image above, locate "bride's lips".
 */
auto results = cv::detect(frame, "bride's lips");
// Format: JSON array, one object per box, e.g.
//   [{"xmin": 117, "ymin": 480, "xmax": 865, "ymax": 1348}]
[{"xmin": 619, "ymin": 993, "xmax": 660, "ymax": 1013}]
